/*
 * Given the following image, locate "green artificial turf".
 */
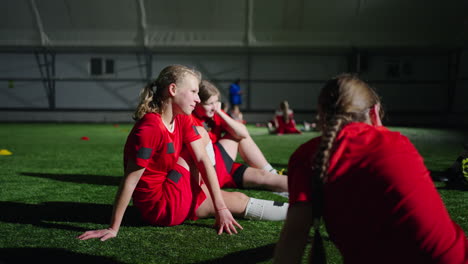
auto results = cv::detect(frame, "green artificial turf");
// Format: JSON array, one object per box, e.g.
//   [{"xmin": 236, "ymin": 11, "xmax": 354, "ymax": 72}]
[{"xmin": 0, "ymin": 123, "xmax": 466, "ymax": 264}]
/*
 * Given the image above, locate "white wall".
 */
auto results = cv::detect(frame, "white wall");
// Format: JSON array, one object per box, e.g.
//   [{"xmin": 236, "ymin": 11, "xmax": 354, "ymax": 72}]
[{"xmin": 0, "ymin": 49, "xmax": 467, "ymax": 126}]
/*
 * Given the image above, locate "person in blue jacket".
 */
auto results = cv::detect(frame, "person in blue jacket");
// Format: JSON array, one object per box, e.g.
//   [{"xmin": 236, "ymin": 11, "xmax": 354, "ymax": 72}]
[{"xmin": 229, "ymin": 79, "xmax": 242, "ymax": 107}]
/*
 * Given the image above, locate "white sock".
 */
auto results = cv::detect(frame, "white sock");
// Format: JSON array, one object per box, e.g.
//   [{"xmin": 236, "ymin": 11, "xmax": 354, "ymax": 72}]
[
  {"xmin": 244, "ymin": 198, "xmax": 289, "ymax": 221},
  {"xmin": 263, "ymin": 164, "xmax": 277, "ymax": 174}
]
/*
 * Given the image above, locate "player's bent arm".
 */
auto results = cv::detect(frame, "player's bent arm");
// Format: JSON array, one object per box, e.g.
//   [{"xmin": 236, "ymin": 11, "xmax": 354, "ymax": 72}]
[
  {"xmin": 216, "ymin": 108, "xmax": 249, "ymax": 140},
  {"xmin": 109, "ymin": 160, "xmax": 145, "ymax": 232},
  {"xmin": 188, "ymin": 138, "xmax": 242, "ymax": 234},
  {"xmin": 77, "ymin": 160, "xmax": 144, "ymax": 241},
  {"xmin": 274, "ymin": 202, "xmax": 313, "ymax": 264},
  {"xmin": 189, "ymin": 138, "xmax": 227, "ymax": 211}
]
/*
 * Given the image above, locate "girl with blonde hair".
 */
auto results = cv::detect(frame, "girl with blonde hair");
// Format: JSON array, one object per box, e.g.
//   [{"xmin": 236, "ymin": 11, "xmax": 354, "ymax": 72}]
[
  {"xmin": 78, "ymin": 65, "xmax": 283, "ymax": 240},
  {"xmin": 192, "ymin": 80, "xmax": 288, "ymax": 193}
]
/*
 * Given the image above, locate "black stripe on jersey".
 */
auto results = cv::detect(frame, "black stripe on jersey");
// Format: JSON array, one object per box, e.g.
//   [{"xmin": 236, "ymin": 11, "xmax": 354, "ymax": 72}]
[
  {"xmin": 167, "ymin": 142, "xmax": 175, "ymax": 154},
  {"xmin": 167, "ymin": 170, "xmax": 182, "ymax": 183},
  {"xmin": 137, "ymin": 147, "xmax": 152, "ymax": 159},
  {"xmin": 193, "ymin": 125, "xmax": 199, "ymax": 135},
  {"xmin": 203, "ymin": 122, "xmax": 209, "ymax": 131}
]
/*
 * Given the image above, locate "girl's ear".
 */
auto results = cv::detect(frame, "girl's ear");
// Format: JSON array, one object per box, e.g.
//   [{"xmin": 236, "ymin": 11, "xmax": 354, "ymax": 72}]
[
  {"xmin": 168, "ymin": 83, "xmax": 177, "ymax": 96},
  {"xmin": 369, "ymin": 104, "xmax": 382, "ymax": 126}
]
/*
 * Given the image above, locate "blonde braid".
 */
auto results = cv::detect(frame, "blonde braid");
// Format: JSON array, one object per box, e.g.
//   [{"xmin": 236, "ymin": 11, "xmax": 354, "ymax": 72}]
[
  {"xmin": 313, "ymin": 114, "xmax": 354, "ymax": 182},
  {"xmin": 309, "ymin": 73, "xmax": 384, "ymax": 263}
]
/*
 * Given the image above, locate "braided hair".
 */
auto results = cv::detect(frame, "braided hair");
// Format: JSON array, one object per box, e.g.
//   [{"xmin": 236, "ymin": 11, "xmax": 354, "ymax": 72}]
[
  {"xmin": 309, "ymin": 74, "xmax": 383, "ymax": 263},
  {"xmin": 313, "ymin": 73, "xmax": 383, "ymax": 182}
]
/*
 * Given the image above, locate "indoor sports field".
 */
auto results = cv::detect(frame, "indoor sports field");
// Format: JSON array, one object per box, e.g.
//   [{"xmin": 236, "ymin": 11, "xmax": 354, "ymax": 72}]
[
  {"xmin": 0, "ymin": 123, "xmax": 466, "ymax": 264},
  {"xmin": 2, "ymin": 1, "xmax": 468, "ymax": 263}
]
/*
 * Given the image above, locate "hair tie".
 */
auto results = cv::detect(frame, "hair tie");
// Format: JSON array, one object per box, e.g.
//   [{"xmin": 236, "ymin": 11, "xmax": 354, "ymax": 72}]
[{"xmin": 151, "ymin": 81, "xmax": 158, "ymax": 93}]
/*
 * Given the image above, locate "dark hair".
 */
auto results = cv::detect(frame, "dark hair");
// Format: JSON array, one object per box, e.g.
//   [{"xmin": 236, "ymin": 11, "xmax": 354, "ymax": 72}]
[{"xmin": 133, "ymin": 65, "xmax": 201, "ymax": 120}]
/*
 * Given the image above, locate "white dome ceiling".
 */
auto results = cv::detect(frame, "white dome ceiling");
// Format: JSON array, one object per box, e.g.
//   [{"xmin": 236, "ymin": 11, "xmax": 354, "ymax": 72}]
[{"xmin": 0, "ymin": 0, "xmax": 467, "ymax": 50}]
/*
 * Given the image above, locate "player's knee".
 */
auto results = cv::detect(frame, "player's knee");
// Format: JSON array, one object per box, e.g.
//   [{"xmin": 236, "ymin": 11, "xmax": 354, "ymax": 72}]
[
  {"xmin": 176, "ymin": 157, "xmax": 190, "ymax": 171},
  {"xmin": 230, "ymin": 191, "xmax": 249, "ymax": 203},
  {"xmin": 251, "ymin": 169, "xmax": 269, "ymax": 185}
]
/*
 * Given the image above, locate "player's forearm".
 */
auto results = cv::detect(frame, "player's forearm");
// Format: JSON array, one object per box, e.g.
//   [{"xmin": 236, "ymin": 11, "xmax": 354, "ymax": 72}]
[
  {"xmin": 274, "ymin": 204, "xmax": 313, "ymax": 263},
  {"xmin": 198, "ymin": 158, "xmax": 226, "ymax": 210},
  {"xmin": 190, "ymin": 139, "xmax": 227, "ymax": 209},
  {"xmin": 274, "ymin": 227, "xmax": 308, "ymax": 264},
  {"xmin": 109, "ymin": 170, "xmax": 142, "ymax": 232},
  {"xmin": 108, "ymin": 182, "xmax": 133, "ymax": 232},
  {"xmin": 216, "ymin": 110, "xmax": 248, "ymax": 139}
]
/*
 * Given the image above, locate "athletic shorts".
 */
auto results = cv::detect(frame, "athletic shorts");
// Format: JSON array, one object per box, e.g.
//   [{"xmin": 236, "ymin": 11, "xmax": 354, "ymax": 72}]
[
  {"xmin": 213, "ymin": 142, "xmax": 248, "ymax": 188},
  {"xmin": 133, "ymin": 163, "xmax": 206, "ymax": 226}
]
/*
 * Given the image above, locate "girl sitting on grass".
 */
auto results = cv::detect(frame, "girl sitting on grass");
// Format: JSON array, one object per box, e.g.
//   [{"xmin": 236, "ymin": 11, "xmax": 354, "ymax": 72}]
[
  {"xmin": 192, "ymin": 80, "xmax": 287, "ymax": 193},
  {"xmin": 274, "ymin": 74, "xmax": 467, "ymax": 263},
  {"xmin": 268, "ymin": 101, "xmax": 302, "ymax": 135},
  {"xmin": 78, "ymin": 65, "xmax": 288, "ymax": 241}
]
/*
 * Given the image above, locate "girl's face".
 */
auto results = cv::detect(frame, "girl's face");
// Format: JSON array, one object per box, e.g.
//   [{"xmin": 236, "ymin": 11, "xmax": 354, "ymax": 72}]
[
  {"xmin": 172, "ymin": 75, "xmax": 201, "ymax": 115},
  {"xmin": 195, "ymin": 95, "xmax": 219, "ymax": 118}
]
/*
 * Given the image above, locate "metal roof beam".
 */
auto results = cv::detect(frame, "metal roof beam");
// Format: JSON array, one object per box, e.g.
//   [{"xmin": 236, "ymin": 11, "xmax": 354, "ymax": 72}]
[
  {"xmin": 137, "ymin": 0, "xmax": 149, "ymax": 48},
  {"xmin": 29, "ymin": 0, "xmax": 50, "ymax": 47}
]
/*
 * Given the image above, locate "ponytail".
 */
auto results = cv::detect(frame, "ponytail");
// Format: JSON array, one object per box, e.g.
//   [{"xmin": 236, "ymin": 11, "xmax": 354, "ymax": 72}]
[
  {"xmin": 132, "ymin": 80, "xmax": 162, "ymax": 121},
  {"xmin": 132, "ymin": 65, "xmax": 202, "ymax": 121},
  {"xmin": 280, "ymin": 101, "xmax": 290, "ymax": 123}
]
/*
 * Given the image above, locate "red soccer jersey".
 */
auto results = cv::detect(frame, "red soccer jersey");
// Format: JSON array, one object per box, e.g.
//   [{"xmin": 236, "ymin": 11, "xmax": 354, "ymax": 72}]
[
  {"xmin": 275, "ymin": 111, "xmax": 301, "ymax": 134},
  {"xmin": 288, "ymin": 123, "xmax": 468, "ymax": 263},
  {"xmin": 191, "ymin": 112, "xmax": 229, "ymax": 143},
  {"xmin": 124, "ymin": 113, "xmax": 201, "ymax": 224}
]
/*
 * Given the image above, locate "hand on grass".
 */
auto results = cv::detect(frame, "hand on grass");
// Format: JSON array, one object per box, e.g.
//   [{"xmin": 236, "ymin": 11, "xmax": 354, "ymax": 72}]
[
  {"xmin": 77, "ymin": 228, "xmax": 117, "ymax": 241},
  {"xmin": 215, "ymin": 208, "xmax": 243, "ymax": 235}
]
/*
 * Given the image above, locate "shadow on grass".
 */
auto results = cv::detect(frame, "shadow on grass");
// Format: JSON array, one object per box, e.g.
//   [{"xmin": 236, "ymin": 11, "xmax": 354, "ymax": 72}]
[
  {"xmin": 190, "ymin": 243, "xmax": 275, "ymax": 264},
  {"xmin": 431, "ymin": 170, "xmax": 468, "ymax": 191},
  {"xmin": 0, "ymin": 248, "xmax": 123, "ymax": 264},
  {"xmin": 20, "ymin": 172, "xmax": 121, "ymax": 186},
  {"xmin": 430, "ymin": 170, "xmax": 449, "ymax": 183},
  {"xmin": 0, "ymin": 201, "xmax": 144, "ymax": 231},
  {"xmin": 182, "ymin": 222, "xmax": 214, "ymax": 230}
]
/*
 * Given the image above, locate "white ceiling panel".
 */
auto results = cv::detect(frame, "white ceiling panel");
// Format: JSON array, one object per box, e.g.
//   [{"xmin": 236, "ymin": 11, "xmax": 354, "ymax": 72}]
[{"xmin": 0, "ymin": 0, "xmax": 466, "ymax": 49}]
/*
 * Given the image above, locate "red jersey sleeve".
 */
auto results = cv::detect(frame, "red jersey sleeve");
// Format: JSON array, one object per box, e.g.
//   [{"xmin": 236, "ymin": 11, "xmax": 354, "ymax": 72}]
[
  {"xmin": 126, "ymin": 114, "xmax": 162, "ymax": 168},
  {"xmin": 288, "ymin": 137, "xmax": 320, "ymax": 205},
  {"xmin": 179, "ymin": 114, "xmax": 202, "ymax": 144}
]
